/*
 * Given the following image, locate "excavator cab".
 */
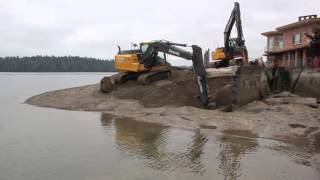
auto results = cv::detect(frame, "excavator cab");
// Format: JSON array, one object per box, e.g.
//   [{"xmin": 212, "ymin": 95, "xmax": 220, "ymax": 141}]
[
  {"xmin": 212, "ymin": 40, "xmax": 238, "ymax": 60},
  {"xmin": 229, "ymin": 39, "xmax": 244, "ymax": 58},
  {"xmin": 114, "ymin": 42, "xmax": 168, "ymax": 73},
  {"xmin": 212, "ymin": 47, "xmax": 226, "ymax": 60},
  {"xmin": 140, "ymin": 42, "xmax": 168, "ymax": 68}
]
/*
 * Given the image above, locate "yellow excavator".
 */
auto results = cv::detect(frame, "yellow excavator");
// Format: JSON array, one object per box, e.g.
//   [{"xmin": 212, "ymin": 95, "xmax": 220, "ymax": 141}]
[
  {"xmin": 212, "ymin": 2, "xmax": 248, "ymax": 68},
  {"xmin": 100, "ymin": 40, "xmax": 209, "ymax": 106},
  {"xmin": 112, "ymin": 41, "xmax": 171, "ymax": 85}
]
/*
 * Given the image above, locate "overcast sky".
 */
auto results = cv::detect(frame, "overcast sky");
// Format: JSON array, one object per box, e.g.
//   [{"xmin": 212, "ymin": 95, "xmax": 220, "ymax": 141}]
[{"xmin": 0, "ymin": 0, "xmax": 319, "ymax": 63}]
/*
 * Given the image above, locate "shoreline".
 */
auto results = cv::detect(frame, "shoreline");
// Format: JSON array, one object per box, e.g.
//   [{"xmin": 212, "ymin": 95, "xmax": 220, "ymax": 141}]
[
  {"xmin": 25, "ymin": 83, "xmax": 320, "ymax": 171},
  {"xmin": 25, "ymin": 83, "xmax": 320, "ymax": 137}
]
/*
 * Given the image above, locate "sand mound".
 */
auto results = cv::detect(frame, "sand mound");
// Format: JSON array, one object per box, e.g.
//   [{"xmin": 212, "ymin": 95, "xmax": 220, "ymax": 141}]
[
  {"xmin": 26, "ymin": 69, "xmax": 231, "ymax": 112},
  {"xmin": 25, "ymin": 67, "xmax": 265, "ymax": 111},
  {"xmin": 110, "ymin": 69, "xmax": 205, "ymax": 107},
  {"xmin": 108, "ymin": 69, "xmax": 243, "ymax": 108}
]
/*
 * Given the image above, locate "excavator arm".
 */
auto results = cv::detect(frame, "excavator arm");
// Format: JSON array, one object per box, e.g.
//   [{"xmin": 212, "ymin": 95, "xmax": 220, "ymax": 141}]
[
  {"xmin": 224, "ymin": 2, "xmax": 245, "ymax": 51},
  {"xmin": 213, "ymin": 2, "xmax": 248, "ymax": 64},
  {"xmin": 140, "ymin": 41, "xmax": 209, "ymax": 106}
]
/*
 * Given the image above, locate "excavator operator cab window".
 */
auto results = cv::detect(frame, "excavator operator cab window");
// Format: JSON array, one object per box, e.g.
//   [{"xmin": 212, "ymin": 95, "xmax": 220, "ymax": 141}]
[
  {"xmin": 140, "ymin": 43, "xmax": 148, "ymax": 54},
  {"xmin": 140, "ymin": 43, "xmax": 167, "ymax": 65},
  {"xmin": 229, "ymin": 40, "xmax": 240, "ymax": 55},
  {"xmin": 229, "ymin": 40, "xmax": 236, "ymax": 49},
  {"xmin": 156, "ymin": 52, "xmax": 166, "ymax": 61},
  {"xmin": 156, "ymin": 52, "xmax": 167, "ymax": 65}
]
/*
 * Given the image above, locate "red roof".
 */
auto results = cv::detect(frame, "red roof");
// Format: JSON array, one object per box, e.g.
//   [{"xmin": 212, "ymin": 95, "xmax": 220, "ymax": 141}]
[
  {"xmin": 261, "ymin": 16, "xmax": 320, "ymax": 36},
  {"xmin": 277, "ymin": 18, "xmax": 320, "ymax": 31},
  {"xmin": 261, "ymin": 31, "xmax": 282, "ymax": 36}
]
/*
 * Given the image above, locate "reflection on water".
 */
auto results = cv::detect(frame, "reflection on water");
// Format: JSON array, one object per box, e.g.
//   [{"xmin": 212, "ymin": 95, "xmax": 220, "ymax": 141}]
[
  {"xmin": 100, "ymin": 113, "xmax": 207, "ymax": 174},
  {"xmin": 217, "ymin": 130, "xmax": 258, "ymax": 179},
  {"xmin": 264, "ymin": 135, "xmax": 316, "ymax": 166},
  {"xmin": 100, "ymin": 113, "xmax": 320, "ymax": 179}
]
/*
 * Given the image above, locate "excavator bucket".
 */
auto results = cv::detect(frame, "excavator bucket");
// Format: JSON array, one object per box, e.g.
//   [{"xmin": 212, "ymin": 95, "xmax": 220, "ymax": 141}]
[{"xmin": 191, "ymin": 45, "xmax": 209, "ymax": 106}]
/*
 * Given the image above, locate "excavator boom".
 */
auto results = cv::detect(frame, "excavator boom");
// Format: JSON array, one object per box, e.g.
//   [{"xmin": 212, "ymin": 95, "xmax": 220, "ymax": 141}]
[
  {"xmin": 212, "ymin": 2, "xmax": 248, "ymax": 65},
  {"xmin": 224, "ymin": 2, "xmax": 245, "ymax": 51}
]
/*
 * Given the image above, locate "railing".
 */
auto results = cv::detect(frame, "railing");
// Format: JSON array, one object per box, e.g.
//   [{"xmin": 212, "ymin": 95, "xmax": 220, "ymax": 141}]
[{"xmin": 264, "ymin": 46, "xmax": 284, "ymax": 52}]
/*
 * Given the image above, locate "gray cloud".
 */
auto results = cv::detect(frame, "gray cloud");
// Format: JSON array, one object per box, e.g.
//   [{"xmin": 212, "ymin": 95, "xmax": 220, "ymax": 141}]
[{"xmin": 0, "ymin": 0, "xmax": 319, "ymax": 63}]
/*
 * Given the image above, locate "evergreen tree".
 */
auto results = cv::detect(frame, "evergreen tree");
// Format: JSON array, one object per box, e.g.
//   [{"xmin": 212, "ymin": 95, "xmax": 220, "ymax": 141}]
[{"xmin": 0, "ymin": 56, "xmax": 116, "ymax": 72}]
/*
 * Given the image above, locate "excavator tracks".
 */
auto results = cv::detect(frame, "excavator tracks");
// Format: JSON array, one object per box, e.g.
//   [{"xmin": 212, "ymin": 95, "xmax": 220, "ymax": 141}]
[
  {"xmin": 113, "ymin": 72, "xmax": 129, "ymax": 84},
  {"xmin": 100, "ymin": 70, "xmax": 171, "ymax": 93},
  {"xmin": 100, "ymin": 72, "xmax": 138, "ymax": 93},
  {"xmin": 113, "ymin": 72, "xmax": 141, "ymax": 84},
  {"xmin": 137, "ymin": 70, "xmax": 171, "ymax": 85}
]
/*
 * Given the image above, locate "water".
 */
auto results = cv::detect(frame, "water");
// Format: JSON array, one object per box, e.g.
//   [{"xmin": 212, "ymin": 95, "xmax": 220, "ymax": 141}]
[{"xmin": 0, "ymin": 73, "xmax": 319, "ymax": 180}]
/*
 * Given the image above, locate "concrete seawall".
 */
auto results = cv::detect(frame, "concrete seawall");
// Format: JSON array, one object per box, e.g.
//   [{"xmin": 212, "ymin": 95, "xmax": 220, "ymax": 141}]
[
  {"xmin": 266, "ymin": 67, "xmax": 320, "ymax": 101},
  {"xmin": 233, "ymin": 66, "xmax": 264, "ymax": 105},
  {"xmin": 294, "ymin": 68, "xmax": 320, "ymax": 100},
  {"xmin": 206, "ymin": 66, "xmax": 265, "ymax": 107},
  {"xmin": 207, "ymin": 66, "xmax": 320, "ymax": 107}
]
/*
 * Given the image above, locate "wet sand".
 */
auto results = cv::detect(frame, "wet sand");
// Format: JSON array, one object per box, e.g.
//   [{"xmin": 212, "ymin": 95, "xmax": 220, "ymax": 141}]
[
  {"xmin": 25, "ymin": 82, "xmax": 320, "ymax": 171},
  {"xmin": 25, "ymin": 83, "xmax": 320, "ymax": 136}
]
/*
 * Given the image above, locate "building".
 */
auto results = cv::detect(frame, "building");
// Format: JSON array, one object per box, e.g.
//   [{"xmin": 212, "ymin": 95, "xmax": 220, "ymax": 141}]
[{"xmin": 262, "ymin": 15, "xmax": 320, "ymax": 68}]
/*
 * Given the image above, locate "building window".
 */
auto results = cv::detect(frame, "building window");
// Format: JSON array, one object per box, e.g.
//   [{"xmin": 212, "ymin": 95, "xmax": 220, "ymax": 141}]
[
  {"xmin": 276, "ymin": 35, "xmax": 284, "ymax": 49},
  {"xmin": 292, "ymin": 33, "xmax": 302, "ymax": 45},
  {"xmin": 268, "ymin": 37, "xmax": 274, "ymax": 51}
]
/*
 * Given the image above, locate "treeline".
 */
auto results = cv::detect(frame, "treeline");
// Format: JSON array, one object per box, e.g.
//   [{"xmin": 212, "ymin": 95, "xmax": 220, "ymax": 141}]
[{"xmin": 0, "ymin": 56, "xmax": 116, "ymax": 72}]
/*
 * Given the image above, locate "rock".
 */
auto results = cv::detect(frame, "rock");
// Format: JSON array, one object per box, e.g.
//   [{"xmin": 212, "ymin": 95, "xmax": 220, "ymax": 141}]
[
  {"xmin": 311, "ymin": 154, "xmax": 320, "ymax": 172},
  {"xmin": 288, "ymin": 123, "xmax": 306, "ymax": 128},
  {"xmin": 292, "ymin": 97, "xmax": 319, "ymax": 108},
  {"xmin": 154, "ymin": 80, "xmax": 173, "ymax": 87},
  {"xmin": 272, "ymin": 91, "xmax": 297, "ymax": 98},
  {"xmin": 304, "ymin": 127, "xmax": 319, "ymax": 135},
  {"xmin": 100, "ymin": 76, "xmax": 115, "ymax": 93},
  {"xmin": 199, "ymin": 124, "xmax": 217, "ymax": 129},
  {"xmin": 265, "ymin": 94, "xmax": 318, "ymax": 108}
]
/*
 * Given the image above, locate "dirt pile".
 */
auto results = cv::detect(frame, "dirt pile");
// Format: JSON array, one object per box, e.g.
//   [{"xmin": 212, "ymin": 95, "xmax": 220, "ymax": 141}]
[
  {"xmin": 110, "ymin": 69, "xmax": 204, "ymax": 108},
  {"xmin": 107, "ymin": 66, "xmax": 264, "ymax": 108},
  {"xmin": 25, "ymin": 67, "xmax": 265, "ymax": 111},
  {"xmin": 105, "ymin": 68, "xmax": 248, "ymax": 108}
]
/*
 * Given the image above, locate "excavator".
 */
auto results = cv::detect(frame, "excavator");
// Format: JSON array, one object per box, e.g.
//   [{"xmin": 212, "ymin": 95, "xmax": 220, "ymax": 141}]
[
  {"xmin": 212, "ymin": 2, "xmax": 248, "ymax": 68},
  {"xmin": 100, "ymin": 40, "xmax": 209, "ymax": 106}
]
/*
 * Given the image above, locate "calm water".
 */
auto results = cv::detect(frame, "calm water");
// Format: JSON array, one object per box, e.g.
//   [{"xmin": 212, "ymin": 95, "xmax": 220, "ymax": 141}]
[{"xmin": 0, "ymin": 73, "xmax": 319, "ymax": 180}]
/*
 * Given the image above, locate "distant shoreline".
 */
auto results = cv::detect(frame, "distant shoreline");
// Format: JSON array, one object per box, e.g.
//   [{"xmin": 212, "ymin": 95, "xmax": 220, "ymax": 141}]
[
  {"xmin": 0, "ymin": 71, "xmax": 116, "ymax": 73},
  {"xmin": 0, "ymin": 56, "xmax": 116, "ymax": 72}
]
